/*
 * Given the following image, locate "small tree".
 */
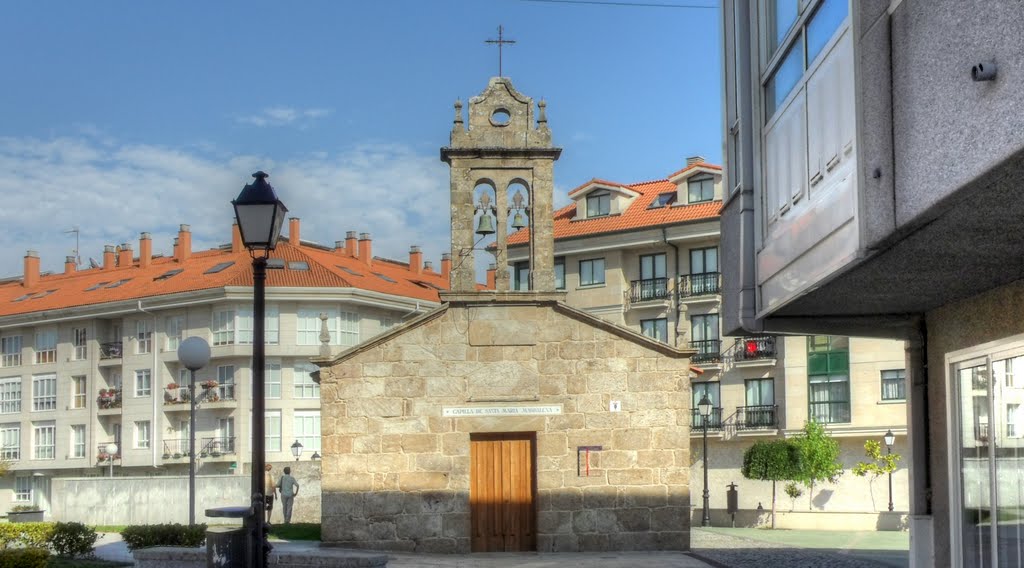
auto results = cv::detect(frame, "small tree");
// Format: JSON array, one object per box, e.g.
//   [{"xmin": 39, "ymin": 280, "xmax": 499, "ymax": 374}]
[
  {"xmin": 784, "ymin": 482, "xmax": 804, "ymax": 511},
  {"xmin": 741, "ymin": 440, "xmax": 801, "ymax": 528},
  {"xmin": 792, "ymin": 420, "xmax": 844, "ymax": 509},
  {"xmin": 852, "ymin": 439, "xmax": 901, "ymax": 510}
]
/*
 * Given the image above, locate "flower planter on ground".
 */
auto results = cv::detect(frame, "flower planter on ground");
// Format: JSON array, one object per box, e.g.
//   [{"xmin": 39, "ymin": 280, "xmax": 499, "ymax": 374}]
[{"xmin": 7, "ymin": 509, "xmax": 44, "ymax": 522}]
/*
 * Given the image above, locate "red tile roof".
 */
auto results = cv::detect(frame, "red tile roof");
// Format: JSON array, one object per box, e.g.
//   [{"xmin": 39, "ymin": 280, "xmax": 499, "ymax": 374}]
[
  {"xmin": 0, "ymin": 241, "xmax": 449, "ymax": 318},
  {"xmin": 508, "ymin": 164, "xmax": 723, "ymax": 245}
]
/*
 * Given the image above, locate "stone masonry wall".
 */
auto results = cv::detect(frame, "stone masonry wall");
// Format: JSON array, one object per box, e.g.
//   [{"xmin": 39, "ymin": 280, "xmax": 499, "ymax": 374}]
[{"xmin": 318, "ymin": 299, "xmax": 692, "ymax": 553}]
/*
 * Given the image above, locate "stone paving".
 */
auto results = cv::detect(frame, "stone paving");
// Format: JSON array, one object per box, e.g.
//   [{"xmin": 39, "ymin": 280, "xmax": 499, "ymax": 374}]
[{"xmin": 690, "ymin": 528, "xmax": 907, "ymax": 568}]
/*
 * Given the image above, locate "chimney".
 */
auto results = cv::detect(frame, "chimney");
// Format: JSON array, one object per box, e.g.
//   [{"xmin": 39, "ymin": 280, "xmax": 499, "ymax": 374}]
[
  {"xmin": 441, "ymin": 253, "xmax": 452, "ymax": 280},
  {"xmin": 423, "ymin": 260, "xmax": 434, "ymax": 273},
  {"xmin": 686, "ymin": 155, "xmax": 706, "ymax": 166},
  {"xmin": 103, "ymin": 245, "xmax": 116, "ymax": 270},
  {"xmin": 139, "ymin": 233, "xmax": 152, "ymax": 268},
  {"xmin": 358, "ymin": 233, "xmax": 372, "ymax": 266},
  {"xmin": 176, "ymin": 224, "xmax": 191, "ymax": 263},
  {"xmin": 345, "ymin": 231, "xmax": 358, "ymax": 257},
  {"xmin": 64, "ymin": 256, "xmax": 76, "ymax": 275},
  {"xmin": 118, "ymin": 243, "xmax": 132, "ymax": 267},
  {"xmin": 409, "ymin": 246, "xmax": 423, "ymax": 274},
  {"xmin": 232, "ymin": 223, "xmax": 244, "ymax": 253},
  {"xmin": 289, "ymin": 217, "xmax": 300, "ymax": 246},
  {"xmin": 23, "ymin": 251, "xmax": 39, "ymax": 288},
  {"xmin": 486, "ymin": 263, "xmax": 496, "ymax": 290}
]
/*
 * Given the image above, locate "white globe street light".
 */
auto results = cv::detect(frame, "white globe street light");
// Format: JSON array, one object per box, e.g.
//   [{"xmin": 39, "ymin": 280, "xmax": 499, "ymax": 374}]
[
  {"xmin": 178, "ymin": 336, "xmax": 211, "ymax": 527},
  {"xmin": 105, "ymin": 443, "xmax": 118, "ymax": 478}
]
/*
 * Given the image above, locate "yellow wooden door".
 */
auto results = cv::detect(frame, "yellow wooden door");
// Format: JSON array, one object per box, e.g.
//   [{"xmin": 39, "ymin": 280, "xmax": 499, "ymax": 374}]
[{"xmin": 470, "ymin": 433, "xmax": 536, "ymax": 552}]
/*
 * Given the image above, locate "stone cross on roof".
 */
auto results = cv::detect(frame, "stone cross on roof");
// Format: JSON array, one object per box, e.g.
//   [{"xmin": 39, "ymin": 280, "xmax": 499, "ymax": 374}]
[{"xmin": 484, "ymin": 25, "xmax": 516, "ymax": 77}]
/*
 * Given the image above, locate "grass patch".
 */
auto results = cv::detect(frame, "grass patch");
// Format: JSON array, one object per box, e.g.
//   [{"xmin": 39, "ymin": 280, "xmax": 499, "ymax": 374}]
[
  {"xmin": 89, "ymin": 526, "xmax": 127, "ymax": 534},
  {"xmin": 268, "ymin": 523, "xmax": 320, "ymax": 541},
  {"xmin": 48, "ymin": 558, "xmax": 133, "ymax": 568}
]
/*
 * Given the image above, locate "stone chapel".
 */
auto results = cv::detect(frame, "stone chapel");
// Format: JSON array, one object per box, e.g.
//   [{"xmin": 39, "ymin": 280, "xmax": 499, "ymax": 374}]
[{"xmin": 315, "ymin": 77, "xmax": 695, "ymax": 553}]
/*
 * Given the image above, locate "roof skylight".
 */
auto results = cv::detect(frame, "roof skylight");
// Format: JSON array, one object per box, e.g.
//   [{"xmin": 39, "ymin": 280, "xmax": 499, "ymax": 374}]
[
  {"xmin": 372, "ymin": 272, "xmax": 397, "ymax": 283},
  {"xmin": 649, "ymin": 192, "xmax": 676, "ymax": 209},
  {"xmin": 106, "ymin": 279, "xmax": 132, "ymax": 289},
  {"xmin": 154, "ymin": 269, "xmax": 184, "ymax": 281},
  {"xmin": 288, "ymin": 261, "xmax": 309, "ymax": 271},
  {"xmin": 204, "ymin": 261, "xmax": 235, "ymax": 275},
  {"xmin": 336, "ymin": 266, "xmax": 363, "ymax": 277},
  {"xmin": 85, "ymin": 282, "xmax": 110, "ymax": 291}
]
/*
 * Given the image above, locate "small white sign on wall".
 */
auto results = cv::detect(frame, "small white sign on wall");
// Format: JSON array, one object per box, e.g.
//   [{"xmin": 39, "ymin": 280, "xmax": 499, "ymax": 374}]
[{"xmin": 609, "ymin": 400, "xmax": 621, "ymax": 412}]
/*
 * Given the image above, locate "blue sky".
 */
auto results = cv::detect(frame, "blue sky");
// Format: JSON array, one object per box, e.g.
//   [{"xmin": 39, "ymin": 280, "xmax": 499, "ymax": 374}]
[{"xmin": 0, "ymin": 0, "xmax": 721, "ymax": 277}]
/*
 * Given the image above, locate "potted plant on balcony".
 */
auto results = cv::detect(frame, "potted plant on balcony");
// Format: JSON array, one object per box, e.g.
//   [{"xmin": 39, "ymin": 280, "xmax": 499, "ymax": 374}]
[
  {"xmin": 8, "ymin": 504, "xmax": 44, "ymax": 523},
  {"xmin": 201, "ymin": 380, "xmax": 218, "ymax": 390}
]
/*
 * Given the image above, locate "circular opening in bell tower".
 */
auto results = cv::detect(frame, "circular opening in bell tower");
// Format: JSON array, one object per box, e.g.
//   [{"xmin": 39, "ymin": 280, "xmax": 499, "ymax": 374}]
[{"xmin": 489, "ymin": 108, "xmax": 511, "ymax": 126}]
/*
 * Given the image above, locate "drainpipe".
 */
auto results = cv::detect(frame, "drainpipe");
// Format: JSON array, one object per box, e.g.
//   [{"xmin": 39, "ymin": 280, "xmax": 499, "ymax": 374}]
[
  {"xmin": 663, "ymin": 227, "xmax": 682, "ymax": 348},
  {"xmin": 399, "ymin": 301, "xmax": 421, "ymax": 322},
  {"xmin": 137, "ymin": 300, "xmax": 160, "ymax": 468}
]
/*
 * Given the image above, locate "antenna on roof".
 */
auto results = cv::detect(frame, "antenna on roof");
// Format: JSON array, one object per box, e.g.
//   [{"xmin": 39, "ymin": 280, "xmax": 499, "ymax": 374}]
[{"xmin": 64, "ymin": 226, "xmax": 81, "ymax": 267}]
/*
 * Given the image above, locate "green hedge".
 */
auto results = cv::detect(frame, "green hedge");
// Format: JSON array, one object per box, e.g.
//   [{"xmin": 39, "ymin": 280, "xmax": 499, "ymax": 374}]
[
  {"xmin": 0, "ymin": 522, "xmax": 54, "ymax": 549},
  {"xmin": 121, "ymin": 523, "xmax": 206, "ymax": 551},
  {"xmin": 0, "ymin": 548, "xmax": 48, "ymax": 568},
  {"xmin": 49, "ymin": 522, "xmax": 98, "ymax": 557}
]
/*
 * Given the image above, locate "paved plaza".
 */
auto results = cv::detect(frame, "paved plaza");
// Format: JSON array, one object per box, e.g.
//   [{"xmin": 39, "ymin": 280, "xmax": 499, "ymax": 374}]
[{"xmin": 93, "ymin": 527, "xmax": 909, "ymax": 567}]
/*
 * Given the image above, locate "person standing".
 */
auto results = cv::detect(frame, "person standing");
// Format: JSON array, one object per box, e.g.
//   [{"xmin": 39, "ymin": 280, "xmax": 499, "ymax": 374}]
[
  {"xmin": 264, "ymin": 464, "xmax": 277, "ymax": 524},
  {"xmin": 277, "ymin": 466, "xmax": 300, "ymax": 524}
]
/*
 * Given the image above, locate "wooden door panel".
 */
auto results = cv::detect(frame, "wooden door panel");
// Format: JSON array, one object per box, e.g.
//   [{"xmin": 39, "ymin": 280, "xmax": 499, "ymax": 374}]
[{"xmin": 470, "ymin": 433, "xmax": 536, "ymax": 552}]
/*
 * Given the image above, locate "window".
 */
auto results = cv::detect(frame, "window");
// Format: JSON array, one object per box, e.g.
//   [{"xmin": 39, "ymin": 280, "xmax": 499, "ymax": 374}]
[
  {"xmin": 136, "ymin": 320, "xmax": 153, "ymax": 354},
  {"xmin": 266, "ymin": 306, "xmax": 279, "ymax": 345},
  {"xmin": 33, "ymin": 422, "xmax": 55, "ymax": 459},
  {"xmin": 513, "ymin": 262, "xmax": 530, "ymax": 291},
  {"xmin": 640, "ymin": 254, "xmax": 667, "ymax": 281},
  {"xmin": 579, "ymin": 259, "xmax": 605, "ymax": 286},
  {"xmin": 31, "ymin": 374, "xmax": 56, "ymax": 411},
  {"xmin": 298, "ymin": 309, "xmax": 359, "ymax": 346},
  {"xmin": 881, "ymin": 369, "xmax": 906, "ymax": 401},
  {"xmin": 135, "ymin": 369, "xmax": 151, "ymax": 397},
  {"xmin": 1, "ymin": 336, "xmax": 21, "ymax": 367},
  {"xmin": 692, "ymin": 381, "xmax": 721, "ymax": 428},
  {"xmin": 690, "ymin": 314, "xmax": 721, "ymax": 362},
  {"xmin": 237, "ymin": 308, "xmax": 253, "ymax": 345},
  {"xmin": 690, "ymin": 247, "xmax": 719, "ymax": 275},
  {"xmin": 0, "ymin": 378, "xmax": 20, "ymax": 414},
  {"xmin": 294, "ymin": 363, "xmax": 320, "ymax": 399},
  {"xmin": 807, "ymin": 335, "xmax": 850, "ymax": 423},
  {"xmin": 34, "ymin": 330, "xmax": 56, "ymax": 364},
  {"xmin": 72, "ymin": 327, "xmax": 87, "ymax": 360},
  {"xmin": 637, "ymin": 254, "xmax": 668, "ymax": 300},
  {"xmin": 297, "ymin": 309, "xmax": 324, "ymax": 346},
  {"xmin": 1008, "ymin": 404, "xmax": 1021, "ymax": 438},
  {"xmin": 213, "ymin": 310, "xmax": 235, "ymax": 346},
  {"xmin": 266, "ymin": 361, "xmax": 281, "ymax": 399},
  {"xmin": 265, "ymin": 410, "xmax": 281, "ymax": 452},
  {"xmin": 71, "ymin": 424, "xmax": 86, "ymax": 458},
  {"xmin": 554, "ymin": 257, "xmax": 565, "ymax": 290},
  {"xmin": 113, "ymin": 423, "xmax": 122, "ymax": 448},
  {"xmin": 217, "ymin": 417, "xmax": 234, "ymax": 442},
  {"xmin": 586, "ymin": 192, "xmax": 610, "ymax": 217},
  {"xmin": 0, "ymin": 425, "xmax": 20, "ymax": 460},
  {"xmin": 165, "ymin": 316, "xmax": 184, "ymax": 351},
  {"xmin": 205, "ymin": 261, "xmax": 234, "ymax": 274},
  {"xmin": 687, "ymin": 174, "xmax": 715, "ymax": 203},
  {"xmin": 746, "ymin": 378, "xmax": 775, "ymax": 406},
  {"xmin": 217, "ymin": 366, "xmax": 235, "ymax": 400},
  {"xmin": 294, "ymin": 410, "xmax": 321, "ymax": 452},
  {"xmin": 649, "ymin": 192, "xmax": 675, "ymax": 208},
  {"xmin": 135, "ymin": 421, "xmax": 150, "ymax": 449},
  {"xmin": 640, "ymin": 318, "xmax": 669, "ymax": 344},
  {"xmin": 14, "ymin": 476, "xmax": 30, "ymax": 502},
  {"xmin": 71, "ymin": 375, "xmax": 87, "ymax": 409}
]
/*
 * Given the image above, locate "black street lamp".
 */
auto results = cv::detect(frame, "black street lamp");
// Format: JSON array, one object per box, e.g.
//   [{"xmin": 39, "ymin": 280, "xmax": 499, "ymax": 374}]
[
  {"xmin": 698, "ymin": 394, "xmax": 713, "ymax": 527},
  {"xmin": 291, "ymin": 440, "xmax": 304, "ymax": 462},
  {"xmin": 884, "ymin": 429, "xmax": 896, "ymax": 512},
  {"xmin": 178, "ymin": 336, "xmax": 211, "ymax": 527},
  {"xmin": 232, "ymin": 171, "xmax": 288, "ymax": 568}
]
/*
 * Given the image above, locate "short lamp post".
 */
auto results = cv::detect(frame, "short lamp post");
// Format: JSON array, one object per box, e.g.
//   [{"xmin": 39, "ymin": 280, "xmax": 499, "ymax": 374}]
[
  {"xmin": 884, "ymin": 429, "xmax": 896, "ymax": 512},
  {"xmin": 310, "ymin": 451, "xmax": 321, "ymax": 461},
  {"xmin": 178, "ymin": 336, "xmax": 211, "ymax": 527},
  {"xmin": 105, "ymin": 443, "xmax": 118, "ymax": 478},
  {"xmin": 291, "ymin": 440, "xmax": 303, "ymax": 462},
  {"xmin": 698, "ymin": 394, "xmax": 713, "ymax": 527},
  {"xmin": 232, "ymin": 171, "xmax": 288, "ymax": 568}
]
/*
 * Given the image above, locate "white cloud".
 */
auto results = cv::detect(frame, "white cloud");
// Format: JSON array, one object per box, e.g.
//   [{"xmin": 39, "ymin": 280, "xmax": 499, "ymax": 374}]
[
  {"xmin": 236, "ymin": 106, "xmax": 333, "ymax": 128},
  {"xmin": 0, "ymin": 135, "xmax": 453, "ymax": 279}
]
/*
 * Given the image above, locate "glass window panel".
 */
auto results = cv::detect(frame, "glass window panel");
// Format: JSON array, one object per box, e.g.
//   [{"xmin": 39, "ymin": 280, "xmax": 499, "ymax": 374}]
[
  {"xmin": 806, "ymin": 0, "xmax": 848, "ymax": 65},
  {"xmin": 554, "ymin": 258, "xmax": 565, "ymax": 290},
  {"xmin": 767, "ymin": 0, "xmax": 800, "ymax": 57},
  {"xmin": 766, "ymin": 39, "xmax": 804, "ymax": 119}
]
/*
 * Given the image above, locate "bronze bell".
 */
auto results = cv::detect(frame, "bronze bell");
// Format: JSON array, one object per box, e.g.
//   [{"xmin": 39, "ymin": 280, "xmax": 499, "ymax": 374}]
[
  {"xmin": 511, "ymin": 212, "xmax": 527, "ymax": 230},
  {"xmin": 475, "ymin": 213, "xmax": 496, "ymax": 235}
]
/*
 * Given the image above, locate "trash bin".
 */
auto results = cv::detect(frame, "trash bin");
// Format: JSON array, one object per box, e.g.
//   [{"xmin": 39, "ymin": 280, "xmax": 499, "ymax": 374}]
[{"xmin": 205, "ymin": 506, "xmax": 253, "ymax": 568}]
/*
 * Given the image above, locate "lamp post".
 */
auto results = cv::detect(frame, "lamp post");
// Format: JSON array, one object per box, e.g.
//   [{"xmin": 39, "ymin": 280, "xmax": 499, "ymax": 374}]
[
  {"xmin": 310, "ymin": 451, "xmax": 320, "ymax": 461},
  {"xmin": 232, "ymin": 171, "xmax": 288, "ymax": 568},
  {"xmin": 178, "ymin": 336, "xmax": 211, "ymax": 527},
  {"xmin": 884, "ymin": 429, "xmax": 896, "ymax": 512},
  {"xmin": 698, "ymin": 394, "xmax": 713, "ymax": 527},
  {"xmin": 105, "ymin": 443, "xmax": 118, "ymax": 478},
  {"xmin": 291, "ymin": 440, "xmax": 303, "ymax": 462}
]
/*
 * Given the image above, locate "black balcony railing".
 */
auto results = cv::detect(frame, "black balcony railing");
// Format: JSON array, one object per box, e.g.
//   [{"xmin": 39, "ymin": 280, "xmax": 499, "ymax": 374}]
[
  {"xmin": 690, "ymin": 339, "xmax": 721, "ymax": 364},
  {"xmin": 201, "ymin": 437, "xmax": 236, "ymax": 456},
  {"xmin": 679, "ymin": 272, "xmax": 721, "ymax": 298},
  {"xmin": 162, "ymin": 438, "xmax": 190, "ymax": 459},
  {"xmin": 809, "ymin": 401, "xmax": 851, "ymax": 424},
  {"xmin": 628, "ymin": 278, "xmax": 670, "ymax": 303},
  {"xmin": 734, "ymin": 336, "xmax": 777, "ymax": 362},
  {"xmin": 736, "ymin": 405, "xmax": 778, "ymax": 430},
  {"xmin": 976, "ymin": 422, "xmax": 990, "ymax": 444},
  {"xmin": 692, "ymin": 407, "xmax": 723, "ymax": 430},
  {"xmin": 99, "ymin": 341, "xmax": 123, "ymax": 359}
]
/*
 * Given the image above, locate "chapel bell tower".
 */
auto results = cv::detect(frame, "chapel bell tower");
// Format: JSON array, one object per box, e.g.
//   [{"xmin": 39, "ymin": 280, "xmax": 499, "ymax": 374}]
[{"xmin": 441, "ymin": 77, "xmax": 562, "ymax": 293}]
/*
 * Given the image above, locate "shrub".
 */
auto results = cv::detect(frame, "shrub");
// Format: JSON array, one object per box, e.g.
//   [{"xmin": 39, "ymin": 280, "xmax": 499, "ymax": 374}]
[
  {"xmin": 0, "ymin": 522, "xmax": 54, "ymax": 549},
  {"xmin": 0, "ymin": 548, "xmax": 48, "ymax": 568},
  {"xmin": 48, "ymin": 522, "xmax": 97, "ymax": 557},
  {"xmin": 121, "ymin": 524, "xmax": 206, "ymax": 551},
  {"xmin": 10, "ymin": 504, "xmax": 40, "ymax": 512}
]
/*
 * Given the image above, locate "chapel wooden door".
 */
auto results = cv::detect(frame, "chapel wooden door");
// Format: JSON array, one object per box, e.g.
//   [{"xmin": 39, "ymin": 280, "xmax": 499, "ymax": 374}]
[{"xmin": 470, "ymin": 432, "xmax": 537, "ymax": 552}]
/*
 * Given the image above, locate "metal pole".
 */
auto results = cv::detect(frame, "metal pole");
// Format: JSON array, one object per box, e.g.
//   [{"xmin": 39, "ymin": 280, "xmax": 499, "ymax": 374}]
[
  {"xmin": 109, "ymin": 456, "xmax": 113, "ymax": 478},
  {"xmin": 251, "ymin": 256, "xmax": 268, "ymax": 568},
  {"xmin": 189, "ymin": 369, "xmax": 197, "ymax": 526},
  {"xmin": 887, "ymin": 444, "xmax": 894, "ymax": 512},
  {"xmin": 702, "ymin": 417, "xmax": 711, "ymax": 527}
]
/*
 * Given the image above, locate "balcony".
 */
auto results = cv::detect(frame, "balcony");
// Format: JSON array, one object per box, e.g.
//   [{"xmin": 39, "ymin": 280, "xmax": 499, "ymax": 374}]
[
  {"xmin": 809, "ymin": 401, "xmax": 851, "ymax": 424},
  {"xmin": 691, "ymin": 407, "xmax": 723, "ymax": 431},
  {"xmin": 730, "ymin": 336, "xmax": 778, "ymax": 366},
  {"xmin": 627, "ymin": 278, "xmax": 671, "ymax": 304},
  {"xmin": 689, "ymin": 339, "xmax": 721, "ymax": 364},
  {"xmin": 736, "ymin": 405, "xmax": 779, "ymax": 430},
  {"xmin": 162, "ymin": 438, "xmax": 190, "ymax": 459},
  {"xmin": 99, "ymin": 341, "xmax": 123, "ymax": 360},
  {"xmin": 679, "ymin": 272, "xmax": 721, "ymax": 299},
  {"xmin": 201, "ymin": 437, "xmax": 236, "ymax": 457},
  {"xmin": 162, "ymin": 437, "xmax": 236, "ymax": 460},
  {"xmin": 97, "ymin": 388, "xmax": 122, "ymax": 415},
  {"xmin": 164, "ymin": 383, "xmax": 234, "ymax": 411},
  {"xmin": 96, "ymin": 443, "xmax": 121, "ymax": 463}
]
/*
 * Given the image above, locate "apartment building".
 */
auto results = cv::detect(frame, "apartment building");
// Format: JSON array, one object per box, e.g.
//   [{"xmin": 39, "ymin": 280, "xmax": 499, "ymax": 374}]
[
  {"xmin": 506, "ymin": 159, "xmax": 908, "ymax": 522},
  {"xmin": 0, "ymin": 218, "xmax": 449, "ymax": 515}
]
